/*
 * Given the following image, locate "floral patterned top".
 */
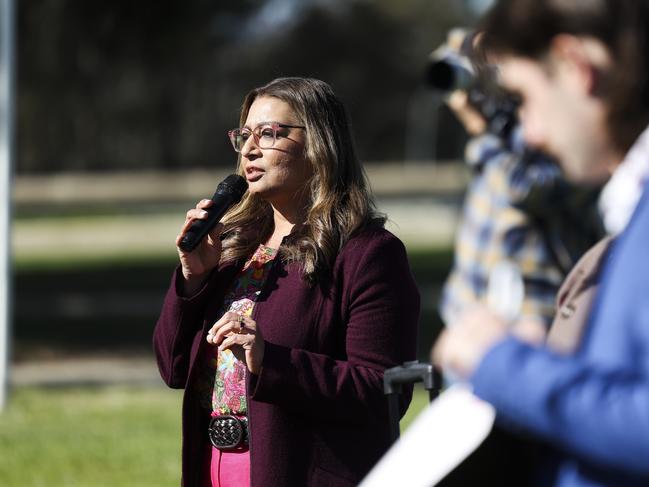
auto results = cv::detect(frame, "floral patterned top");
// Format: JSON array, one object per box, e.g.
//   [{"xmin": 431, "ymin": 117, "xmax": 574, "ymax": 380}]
[{"xmin": 195, "ymin": 244, "xmax": 277, "ymax": 416}]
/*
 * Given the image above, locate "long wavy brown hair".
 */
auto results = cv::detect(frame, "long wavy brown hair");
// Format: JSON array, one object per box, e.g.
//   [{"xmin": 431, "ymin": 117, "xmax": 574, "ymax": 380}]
[{"xmin": 219, "ymin": 77, "xmax": 385, "ymax": 284}]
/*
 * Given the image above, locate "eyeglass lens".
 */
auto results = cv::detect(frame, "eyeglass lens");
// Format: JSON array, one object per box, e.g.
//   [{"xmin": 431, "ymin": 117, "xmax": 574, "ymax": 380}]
[{"xmin": 229, "ymin": 124, "xmax": 278, "ymax": 152}]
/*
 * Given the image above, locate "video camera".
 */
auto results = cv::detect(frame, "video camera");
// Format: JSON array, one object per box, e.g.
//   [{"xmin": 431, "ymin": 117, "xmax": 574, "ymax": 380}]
[{"xmin": 425, "ymin": 29, "xmax": 519, "ymax": 139}]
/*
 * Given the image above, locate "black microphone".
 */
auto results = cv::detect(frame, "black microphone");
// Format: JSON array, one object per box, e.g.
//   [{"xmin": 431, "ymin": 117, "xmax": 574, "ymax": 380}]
[{"xmin": 178, "ymin": 174, "xmax": 248, "ymax": 253}]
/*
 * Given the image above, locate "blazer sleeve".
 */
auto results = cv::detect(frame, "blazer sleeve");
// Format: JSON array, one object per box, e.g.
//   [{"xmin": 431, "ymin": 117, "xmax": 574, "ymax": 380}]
[
  {"xmin": 471, "ymin": 334, "xmax": 649, "ymax": 476},
  {"xmin": 471, "ymin": 194, "xmax": 649, "ymax": 477},
  {"xmin": 248, "ymin": 231, "xmax": 420, "ymax": 424},
  {"xmin": 152, "ymin": 266, "xmax": 217, "ymax": 389}
]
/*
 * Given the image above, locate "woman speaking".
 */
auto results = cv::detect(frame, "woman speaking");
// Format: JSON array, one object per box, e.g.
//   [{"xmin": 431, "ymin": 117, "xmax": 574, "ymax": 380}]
[{"xmin": 154, "ymin": 77, "xmax": 419, "ymax": 487}]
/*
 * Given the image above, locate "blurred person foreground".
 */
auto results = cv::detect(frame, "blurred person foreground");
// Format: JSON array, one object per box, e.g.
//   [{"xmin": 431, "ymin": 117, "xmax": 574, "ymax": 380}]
[
  {"xmin": 433, "ymin": 1, "xmax": 649, "ymax": 487},
  {"xmin": 430, "ymin": 28, "xmax": 603, "ymax": 330}
]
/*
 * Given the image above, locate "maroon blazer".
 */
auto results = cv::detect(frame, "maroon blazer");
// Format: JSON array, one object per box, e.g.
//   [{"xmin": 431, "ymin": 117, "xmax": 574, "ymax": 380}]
[{"xmin": 153, "ymin": 227, "xmax": 420, "ymax": 487}]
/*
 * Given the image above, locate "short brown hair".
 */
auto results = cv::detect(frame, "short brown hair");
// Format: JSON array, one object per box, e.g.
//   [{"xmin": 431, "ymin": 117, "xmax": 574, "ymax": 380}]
[{"xmin": 481, "ymin": 0, "xmax": 649, "ymax": 152}]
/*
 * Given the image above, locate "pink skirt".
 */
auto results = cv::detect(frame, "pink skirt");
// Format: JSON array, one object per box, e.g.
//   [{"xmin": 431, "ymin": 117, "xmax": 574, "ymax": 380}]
[{"xmin": 203, "ymin": 444, "xmax": 250, "ymax": 487}]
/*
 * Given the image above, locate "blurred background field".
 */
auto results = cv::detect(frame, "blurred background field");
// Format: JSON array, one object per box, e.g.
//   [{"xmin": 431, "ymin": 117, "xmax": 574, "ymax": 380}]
[{"xmin": 1, "ymin": 0, "xmax": 492, "ymax": 485}]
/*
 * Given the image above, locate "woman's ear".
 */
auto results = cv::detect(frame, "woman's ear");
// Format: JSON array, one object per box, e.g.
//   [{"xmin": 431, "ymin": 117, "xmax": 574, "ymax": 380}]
[{"xmin": 549, "ymin": 34, "xmax": 611, "ymax": 97}]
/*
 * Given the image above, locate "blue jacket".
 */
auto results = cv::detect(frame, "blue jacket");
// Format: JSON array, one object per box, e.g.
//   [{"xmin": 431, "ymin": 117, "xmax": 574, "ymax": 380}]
[{"xmin": 471, "ymin": 184, "xmax": 649, "ymax": 487}]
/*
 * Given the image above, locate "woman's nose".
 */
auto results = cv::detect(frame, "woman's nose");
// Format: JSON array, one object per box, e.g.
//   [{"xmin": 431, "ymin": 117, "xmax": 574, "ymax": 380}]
[{"xmin": 240, "ymin": 136, "xmax": 261, "ymax": 158}]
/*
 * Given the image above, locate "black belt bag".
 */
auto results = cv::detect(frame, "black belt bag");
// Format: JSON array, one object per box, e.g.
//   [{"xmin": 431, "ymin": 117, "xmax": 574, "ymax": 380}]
[{"xmin": 208, "ymin": 415, "xmax": 249, "ymax": 450}]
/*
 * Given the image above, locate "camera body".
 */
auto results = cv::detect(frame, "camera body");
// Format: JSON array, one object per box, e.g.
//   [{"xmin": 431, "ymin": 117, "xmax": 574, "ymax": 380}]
[{"xmin": 426, "ymin": 34, "xmax": 519, "ymax": 139}]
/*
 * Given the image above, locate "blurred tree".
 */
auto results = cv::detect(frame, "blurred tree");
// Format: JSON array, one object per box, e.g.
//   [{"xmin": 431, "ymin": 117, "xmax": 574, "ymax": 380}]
[{"xmin": 17, "ymin": 0, "xmax": 472, "ymax": 173}]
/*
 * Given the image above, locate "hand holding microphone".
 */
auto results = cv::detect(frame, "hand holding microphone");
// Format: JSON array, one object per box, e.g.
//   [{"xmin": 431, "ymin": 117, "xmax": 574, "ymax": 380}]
[{"xmin": 176, "ymin": 174, "xmax": 247, "ymax": 288}]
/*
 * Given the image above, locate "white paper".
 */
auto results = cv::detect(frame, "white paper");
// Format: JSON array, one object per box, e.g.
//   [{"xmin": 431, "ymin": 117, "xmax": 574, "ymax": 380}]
[
  {"xmin": 487, "ymin": 260, "xmax": 524, "ymax": 323},
  {"xmin": 359, "ymin": 384, "xmax": 496, "ymax": 487}
]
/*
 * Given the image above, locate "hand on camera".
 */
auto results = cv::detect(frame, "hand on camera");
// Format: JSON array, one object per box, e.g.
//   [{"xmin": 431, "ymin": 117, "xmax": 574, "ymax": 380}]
[{"xmin": 447, "ymin": 90, "xmax": 488, "ymax": 136}]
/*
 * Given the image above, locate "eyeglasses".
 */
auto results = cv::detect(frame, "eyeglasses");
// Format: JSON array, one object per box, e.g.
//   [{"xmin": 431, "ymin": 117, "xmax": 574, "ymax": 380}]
[{"xmin": 227, "ymin": 122, "xmax": 306, "ymax": 152}]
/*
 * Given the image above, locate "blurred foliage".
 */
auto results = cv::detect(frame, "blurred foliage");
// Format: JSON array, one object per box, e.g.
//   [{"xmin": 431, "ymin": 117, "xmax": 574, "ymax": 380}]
[{"xmin": 17, "ymin": 0, "xmax": 475, "ymax": 173}]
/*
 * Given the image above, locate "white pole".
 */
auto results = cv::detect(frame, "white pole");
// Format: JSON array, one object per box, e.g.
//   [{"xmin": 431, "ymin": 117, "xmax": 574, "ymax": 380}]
[{"xmin": 0, "ymin": 0, "xmax": 16, "ymax": 411}]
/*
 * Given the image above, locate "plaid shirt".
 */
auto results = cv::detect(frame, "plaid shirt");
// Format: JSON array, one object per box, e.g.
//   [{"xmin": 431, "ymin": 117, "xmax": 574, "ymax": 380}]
[{"xmin": 440, "ymin": 130, "xmax": 604, "ymax": 327}]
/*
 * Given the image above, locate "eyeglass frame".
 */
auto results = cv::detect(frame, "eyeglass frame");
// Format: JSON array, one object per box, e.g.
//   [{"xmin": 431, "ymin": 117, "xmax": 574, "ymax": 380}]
[{"xmin": 227, "ymin": 122, "xmax": 306, "ymax": 153}]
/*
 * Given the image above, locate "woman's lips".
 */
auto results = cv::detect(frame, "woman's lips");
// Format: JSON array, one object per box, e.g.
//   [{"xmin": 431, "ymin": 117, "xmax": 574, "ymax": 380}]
[{"xmin": 245, "ymin": 167, "xmax": 264, "ymax": 182}]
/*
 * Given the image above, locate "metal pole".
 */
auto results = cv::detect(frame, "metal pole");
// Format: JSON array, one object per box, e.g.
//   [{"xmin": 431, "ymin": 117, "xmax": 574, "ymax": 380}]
[{"xmin": 0, "ymin": 0, "xmax": 16, "ymax": 411}]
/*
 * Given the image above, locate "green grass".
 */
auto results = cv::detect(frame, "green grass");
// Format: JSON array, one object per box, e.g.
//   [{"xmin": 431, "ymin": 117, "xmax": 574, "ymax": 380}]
[
  {"xmin": 0, "ymin": 386, "xmax": 183, "ymax": 487},
  {"xmin": 0, "ymin": 385, "xmax": 429, "ymax": 486},
  {"xmin": 400, "ymin": 385, "xmax": 433, "ymax": 431}
]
